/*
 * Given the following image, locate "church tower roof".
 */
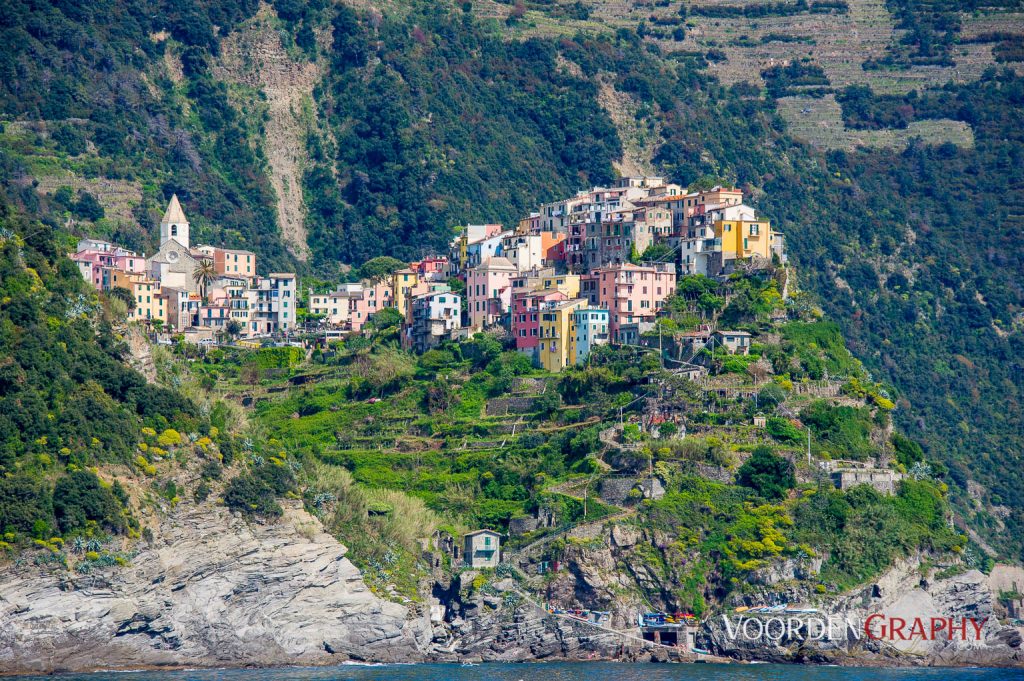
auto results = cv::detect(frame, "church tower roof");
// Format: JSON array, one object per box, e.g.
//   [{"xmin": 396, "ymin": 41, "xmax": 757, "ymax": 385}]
[{"xmin": 161, "ymin": 194, "xmax": 188, "ymax": 225}]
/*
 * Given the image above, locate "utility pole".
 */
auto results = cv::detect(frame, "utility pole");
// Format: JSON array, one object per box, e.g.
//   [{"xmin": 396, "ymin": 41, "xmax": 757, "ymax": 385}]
[
  {"xmin": 807, "ymin": 427, "xmax": 812, "ymax": 467},
  {"xmin": 659, "ymin": 322, "xmax": 664, "ymax": 369}
]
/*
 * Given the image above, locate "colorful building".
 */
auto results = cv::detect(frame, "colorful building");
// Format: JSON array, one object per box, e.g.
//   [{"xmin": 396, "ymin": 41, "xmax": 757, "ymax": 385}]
[
  {"xmin": 112, "ymin": 272, "xmax": 166, "ymax": 325},
  {"xmin": 350, "ymin": 280, "xmax": 394, "ymax": 331},
  {"xmin": 467, "ymin": 256, "xmax": 518, "ymax": 330},
  {"xmin": 540, "ymin": 273, "xmax": 581, "ymax": 299},
  {"xmin": 195, "ymin": 246, "xmax": 257, "ymax": 279},
  {"xmin": 391, "ymin": 268, "xmax": 420, "ymax": 321},
  {"xmin": 251, "ymin": 273, "xmax": 296, "ymax": 335},
  {"xmin": 406, "ymin": 290, "xmax": 462, "ymax": 353},
  {"xmin": 570, "ymin": 307, "xmax": 610, "ymax": 365},
  {"xmin": 586, "ymin": 262, "xmax": 676, "ymax": 342},
  {"xmin": 511, "ymin": 289, "xmax": 567, "ymax": 353},
  {"xmin": 538, "ymin": 299, "xmax": 586, "ymax": 372}
]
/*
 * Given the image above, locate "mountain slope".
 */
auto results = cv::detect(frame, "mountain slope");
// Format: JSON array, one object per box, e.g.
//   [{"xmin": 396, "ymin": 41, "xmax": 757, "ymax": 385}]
[
  {"xmin": 0, "ymin": 0, "xmax": 1021, "ymax": 561},
  {"xmin": 0, "ymin": 0, "xmax": 292, "ymax": 269},
  {"xmin": 293, "ymin": 1, "xmax": 1024, "ymax": 559}
]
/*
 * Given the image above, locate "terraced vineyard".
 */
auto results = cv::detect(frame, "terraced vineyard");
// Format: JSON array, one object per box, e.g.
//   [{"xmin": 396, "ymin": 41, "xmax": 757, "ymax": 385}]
[
  {"xmin": 776, "ymin": 94, "xmax": 974, "ymax": 150},
  {"xmin": 472, "ymin": 0, "xmax": 1023, "ymax": 151}
]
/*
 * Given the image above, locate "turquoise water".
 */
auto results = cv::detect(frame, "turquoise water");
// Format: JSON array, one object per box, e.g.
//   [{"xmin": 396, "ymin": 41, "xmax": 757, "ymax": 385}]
[{"xmin": 6, "ymin": 664, "xmax": 1022, "ymax": 681}]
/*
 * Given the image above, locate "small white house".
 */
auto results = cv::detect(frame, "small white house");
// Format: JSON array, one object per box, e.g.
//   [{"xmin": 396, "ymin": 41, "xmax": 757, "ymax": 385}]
[
  {"xmin": 712, "ymin": 330, "xmax": 752, "ymax": 355},
  {"xmin": 463, "ymin": 529, "xmax": 501, "ymax": 568}
]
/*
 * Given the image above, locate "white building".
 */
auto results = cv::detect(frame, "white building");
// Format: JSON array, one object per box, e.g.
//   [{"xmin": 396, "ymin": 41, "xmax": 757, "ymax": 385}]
[
  {"xmin": 407, "ymin": 289, "xmax": 462, "ymax": 352},
  {"xmin": 572, "ymin": 307, "xmax": 610, "ymax": 365},
  {"xmin": 310, "ymin": 283, "xmax": 364, "ymax": 327},
  {"xmin": 250, "ymin": 273, "xmax": 297, "ymax": 335},
  {"xmin": 502, "ymin": 233, "xmax": 544, "ymax": 272}
]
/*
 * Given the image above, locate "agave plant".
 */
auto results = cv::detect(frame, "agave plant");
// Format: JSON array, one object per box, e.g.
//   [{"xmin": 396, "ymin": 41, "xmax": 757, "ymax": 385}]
[{"xmin": 312, "ymin": 492, "xmax": 336, "ymax": 510}]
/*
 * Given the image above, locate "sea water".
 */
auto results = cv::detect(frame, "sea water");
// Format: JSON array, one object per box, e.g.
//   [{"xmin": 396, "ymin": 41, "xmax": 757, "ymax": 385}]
[{"xmin": 5, "ymin": 664, "xmax": 1022, "ymax": 681}]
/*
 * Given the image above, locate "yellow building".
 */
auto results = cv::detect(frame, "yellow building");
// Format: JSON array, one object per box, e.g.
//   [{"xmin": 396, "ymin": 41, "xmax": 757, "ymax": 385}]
[
  {"xmin": 538, "ymin": 299, "xmax": 585, "ymax": 372},
  {"xmin": 110, "ymin": 269, "xmax": 165, "ymax": 324},
  {"xmin": 110, "ymin": 268, "xmax": 144, "ymax": 292},
  {"xmin": 130, "ymin": 280, "xmax": 166, "ymax": 323},
  {"xmin": 713, "ymin": 219, "xmax": 775, "ymax": 261},
  {"xmin": 540, "ymin": 273, "xmax": 581, "ymax": 299},
  {"xmin": 391, "ymin": 269, "xmax": 419, "ymax": 319}
]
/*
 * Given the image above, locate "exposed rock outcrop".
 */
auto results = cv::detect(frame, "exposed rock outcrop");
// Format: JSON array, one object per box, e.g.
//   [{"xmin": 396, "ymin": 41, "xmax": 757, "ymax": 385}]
[
  {"xmin": 703, "ymin": 557, "xmax": 1024, "ymax": 667},
  {"xmin": 0, "ymin": 501, "xmax": 431, "ymax": 674},
  {"xmin": 213, "ymin": 3, "xmax": 318, "ymax": 262}
]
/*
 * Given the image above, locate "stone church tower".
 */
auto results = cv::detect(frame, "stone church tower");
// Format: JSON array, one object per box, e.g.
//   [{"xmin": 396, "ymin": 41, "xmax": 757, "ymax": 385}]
[{"xmin": 160, "ymin": 194, "xmax": 190, "ymax": 249}]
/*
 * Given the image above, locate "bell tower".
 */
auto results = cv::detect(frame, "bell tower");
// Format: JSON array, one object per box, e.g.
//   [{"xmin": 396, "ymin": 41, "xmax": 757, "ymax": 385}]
[{"xmin": 160, "ymin": 194, "xmax": 190, "ymax": 248}]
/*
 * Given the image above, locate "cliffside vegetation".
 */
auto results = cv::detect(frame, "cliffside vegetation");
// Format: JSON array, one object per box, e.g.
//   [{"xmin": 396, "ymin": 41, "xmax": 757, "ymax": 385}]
[
  {"xmin": 0, "ymin": 179, "xmax": 195, "ymax": 549},
  {"xmin": 150, "ymin": 264, "xmax": 969, "ymax": 609},
  {"xmin": 0, "ymin": 0, "xmax": 1021, "ymax": 566},
  {"xmin": 0, "ymin": 0, "xmax": 290, "ymax": 268}
]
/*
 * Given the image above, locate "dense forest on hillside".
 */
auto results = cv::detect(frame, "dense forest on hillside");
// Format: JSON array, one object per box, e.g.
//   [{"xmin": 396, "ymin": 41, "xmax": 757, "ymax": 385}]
[
  {"xmin": 0, "ymin": 0, "xmax": 1021, "ymax": 561},
  {"xmin": 304, "ymin": 4, "xmax": 622, "ymax": 264},
  {"xmin": 0, "ymin": 170, "xmax": 197, "ymax": 545},
  {"xmin": 0, "ymin": 0, "xmax": 291, "ymax": 268}
]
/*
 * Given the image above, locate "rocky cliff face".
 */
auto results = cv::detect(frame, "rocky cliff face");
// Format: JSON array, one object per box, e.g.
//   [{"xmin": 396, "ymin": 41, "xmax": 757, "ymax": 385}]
[
  {"xmin": 701, "ymin": 557, "xmax": 1024, "ymax": 667},
  {"xmin": 0, "ymin": 501, "xmax": 432, "ymax": 674},
  {"xmin": 3, "ymin": 500, "xmax": 1021, "ymax": 672}
]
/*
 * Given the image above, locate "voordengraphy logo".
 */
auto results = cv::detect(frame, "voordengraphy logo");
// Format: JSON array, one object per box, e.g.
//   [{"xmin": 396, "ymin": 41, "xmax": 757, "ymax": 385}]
[
  {"xmin": 721, "ymin": 614, "xmax": 989, "ymax": 643},
  {"xmin": 863, "ymin": 614, "xmax": 988, "ymax": 641}
]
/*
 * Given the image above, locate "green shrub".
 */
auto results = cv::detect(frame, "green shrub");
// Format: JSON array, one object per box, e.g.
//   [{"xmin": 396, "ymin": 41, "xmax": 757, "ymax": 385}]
[
  {"xmin": 52, "ymin": 470, "xmax": 126, "ymax": 535},
  {"xmin": 736, "ymin": 446, "xmax": 795, "ymax": 500},
  {"xmin": 766, "ymin": 416, "xmax": 803, "ymax": 444}
]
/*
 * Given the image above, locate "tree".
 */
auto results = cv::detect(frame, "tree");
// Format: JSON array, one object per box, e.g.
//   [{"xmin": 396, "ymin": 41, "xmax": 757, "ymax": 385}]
[
  {"xmin": 226, "ymin": 319, "xmax": 242, "ymax": 339},
  {"xmin": 698, "ymin": 291, "xmax": 725, "ymax": 317},
  {"xmin": 242, "ymin": 362, "xmax": 262, "ymax": 389},
  {"xmin": 737, "ymin": 446, "xmax": 795, "ymax": 500},
  {"xmin": 368, "ymin": 306, "xmax": 403, "ymax": 332},
  {"xmin": 358, "ymin": 256, "xmax": 406, "ymax": 282},
  {"xmin": 193, "ymin": 259, "xmax": 217, "ymax": 302},
  {"xmin": 108, "ymin": 286, "xmax": 136, "ymax": 311},
  {"xmin": 53, "ymin": 470, "xmax": 125, "ymax": 534},
  {"xmin": 634, "ymin": 242, "xmax": 674, "ymax": 263},
  {"xmin": 758, "ymin": 383, "xmax": 787, "ymax": 408},
  {"xmin": 71, "ymin": 190, "xmax": 105, "ymax": 221}
]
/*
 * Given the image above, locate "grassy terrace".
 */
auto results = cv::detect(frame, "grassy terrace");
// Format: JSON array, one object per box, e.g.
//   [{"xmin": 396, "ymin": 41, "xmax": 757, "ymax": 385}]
[
  {"xmin": 152, "ymin": 268, "xmax": 975, "ymax": 608},
  {"xmin": 776, "ymin": 94, "xmax": 974, "ymax": 150}
]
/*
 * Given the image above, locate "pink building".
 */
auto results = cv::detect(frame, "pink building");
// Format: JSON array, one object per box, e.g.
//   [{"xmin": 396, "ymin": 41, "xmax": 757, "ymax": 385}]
[
  {"xmin": 466, "ymin": 256, "xmax": 518, "ymax": 330},
  {"xmin": 72, "ymin": 249, "xmax": 145, "ymax": 291},
  {"xmin": 412, "ymin": 256, "xmax": 449, "ymax": 282},
  {"xmin": 512, "ymin": 289, "xmax": 567, "ymax": 351},
  {"xmin": 199, "ymin": 301, "xmax": 231, "ymax": 330},
  {"xmin": 586, "ymin": 262, "xmax": 676, "ymax": 341},
  {"xmin": 350, "ymin": 280, "xmax": 393, "ymax": 331}
]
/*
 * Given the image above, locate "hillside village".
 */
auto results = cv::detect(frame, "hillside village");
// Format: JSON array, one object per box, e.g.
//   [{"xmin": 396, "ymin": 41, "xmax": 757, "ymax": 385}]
[
  {"xmin": 39, "ymin": 184, "xmax": 1024, "ymax": 666},
  {"xmin": 72, "ymin": 176, "xmax": 785, "ymax": 372}
]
